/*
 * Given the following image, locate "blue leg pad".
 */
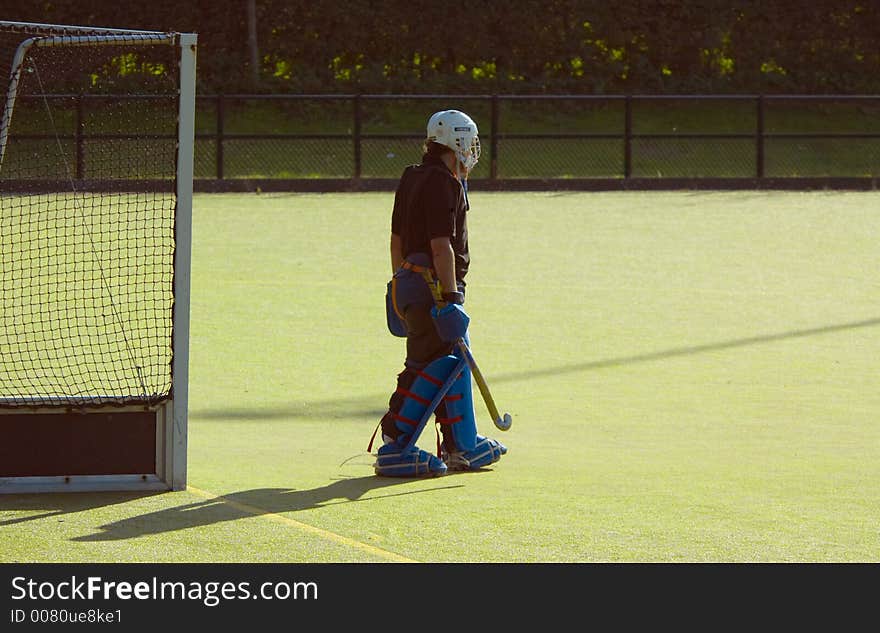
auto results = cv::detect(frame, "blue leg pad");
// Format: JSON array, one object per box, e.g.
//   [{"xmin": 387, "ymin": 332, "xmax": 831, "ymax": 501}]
[
  {"xmin": 437, "ymin": 343, "xmax": 508, "ymax": 470},
  {"xmin": 374, "ymin": 355, "xmax": 464, "ymax": 477},
  {"xmin": 438, "ymin": 347, "xmax": 478, "ymax": 453},
  {"xmin": 394, "ymin": 355, "xmax": 462, "ymax": 447}
]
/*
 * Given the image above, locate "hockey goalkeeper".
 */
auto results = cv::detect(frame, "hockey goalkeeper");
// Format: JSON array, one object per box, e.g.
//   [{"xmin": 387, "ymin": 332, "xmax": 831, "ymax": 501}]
[{"xmin": 370, "ymin": 109, "xmax": 507, "ymax": 477}]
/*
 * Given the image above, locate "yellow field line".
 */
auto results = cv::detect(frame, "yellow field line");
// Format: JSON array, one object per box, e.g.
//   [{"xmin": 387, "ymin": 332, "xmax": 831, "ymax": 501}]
[{"xmin": 187, "ymin": 485, "xmax": 417, "ymax": 563}]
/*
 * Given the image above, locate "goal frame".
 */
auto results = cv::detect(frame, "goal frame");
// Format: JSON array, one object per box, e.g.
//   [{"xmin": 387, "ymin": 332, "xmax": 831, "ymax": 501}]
[{"xmin": 0, "ymin": 22, "xmax": 196, "ymax": 494}]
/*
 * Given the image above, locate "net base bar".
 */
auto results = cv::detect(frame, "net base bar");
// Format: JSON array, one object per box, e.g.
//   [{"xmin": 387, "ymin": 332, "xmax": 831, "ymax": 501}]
[
  {"xmin": 0, "ymin": 474, "xmax": 168, "ymax": 494},
  {"xmin": 0, "ymin": 402, "xmax": 177, "ymax": 494}
]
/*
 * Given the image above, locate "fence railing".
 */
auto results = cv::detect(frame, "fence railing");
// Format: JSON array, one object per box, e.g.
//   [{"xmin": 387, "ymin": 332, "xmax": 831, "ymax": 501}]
[{"xmin": 6, "ymin": 94, "xmax": 880, "ymax": 191}]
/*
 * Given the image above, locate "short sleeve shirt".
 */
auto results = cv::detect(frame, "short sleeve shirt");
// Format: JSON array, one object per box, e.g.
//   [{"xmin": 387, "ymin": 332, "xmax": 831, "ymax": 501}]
[{"xmin": 391, "ymin": 153, "xmax": 469, "ymax": 282}]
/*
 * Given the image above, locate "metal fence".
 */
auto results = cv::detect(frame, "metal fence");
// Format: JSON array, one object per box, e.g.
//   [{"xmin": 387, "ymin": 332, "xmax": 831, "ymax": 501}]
[
  {"xmin": 7, "ymin": 94, "xmax": 880, "ymax": 191},
  {"xmin": 192, "ymin": 93, "xmax": 880, "ymax": 190}
]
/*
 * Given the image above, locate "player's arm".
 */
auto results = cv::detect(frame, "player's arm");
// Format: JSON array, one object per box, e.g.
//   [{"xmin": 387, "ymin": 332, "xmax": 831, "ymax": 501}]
[
  {"xmin": 390, "ymin": 232, "xmax": 403, "ymax": 273},
  {"xmin": 390, "ymin": 167, "xmax": 410, "ymax": 274},
  {"xmin": 430, "ymin": 236, "xmax": 457, "ymax": 299}
]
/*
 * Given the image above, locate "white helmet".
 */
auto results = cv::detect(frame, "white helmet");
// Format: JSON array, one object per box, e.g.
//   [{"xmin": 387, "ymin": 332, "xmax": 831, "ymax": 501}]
[{"xmin": 426, "ymin": 109, "xmax": 481, "ymax": 171}]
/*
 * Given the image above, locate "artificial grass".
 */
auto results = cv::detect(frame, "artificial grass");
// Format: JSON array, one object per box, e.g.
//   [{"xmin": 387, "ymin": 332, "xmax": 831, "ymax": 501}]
[{"xmin": 1, "ymin": 190, "xmax": 878, "ymax": 562}]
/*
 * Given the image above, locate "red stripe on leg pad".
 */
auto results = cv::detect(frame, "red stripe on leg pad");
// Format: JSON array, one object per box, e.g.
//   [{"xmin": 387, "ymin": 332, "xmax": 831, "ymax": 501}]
[
  {"xmin": 436, "ymin": 416, "xmax": 463, "ymax": 425},
  {"xmin": 396, "ymin": 388, "xmax": 431, "ymax": 406},
  {"xmin": 415, "ymin": 371, "xmax": 443, "ymax": 386},
  {"xmin": 393, "ymin": 413, "xmax": 420, "ymax": 427}
]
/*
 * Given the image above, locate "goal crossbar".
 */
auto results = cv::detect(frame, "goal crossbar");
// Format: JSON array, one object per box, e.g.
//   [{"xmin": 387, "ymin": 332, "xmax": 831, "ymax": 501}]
[
  {"xmin": 0, "ymin": 21, "xmax": 170, "ymax": 35},
  {"xmin": 1, "ymin": 32, "xmax": 175, "ymax": 170}
]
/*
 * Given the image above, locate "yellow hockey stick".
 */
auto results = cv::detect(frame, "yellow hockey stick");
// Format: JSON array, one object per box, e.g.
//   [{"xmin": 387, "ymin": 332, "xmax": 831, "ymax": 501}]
[{"xmin": 421, "ymin": 272, "xmax": 512, "ymax": 432}]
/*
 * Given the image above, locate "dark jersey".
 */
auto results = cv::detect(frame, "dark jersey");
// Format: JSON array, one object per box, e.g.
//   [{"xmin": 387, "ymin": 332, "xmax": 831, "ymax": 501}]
[{"xmin": 390, "ymin": 153, "xmax": 469, "ymax": 283}]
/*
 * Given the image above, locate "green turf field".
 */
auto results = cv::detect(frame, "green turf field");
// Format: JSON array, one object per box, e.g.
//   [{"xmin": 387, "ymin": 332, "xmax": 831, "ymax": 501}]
[{"xmin": 1, "ymin": 190, "xmax": 878, "ymax": 562}]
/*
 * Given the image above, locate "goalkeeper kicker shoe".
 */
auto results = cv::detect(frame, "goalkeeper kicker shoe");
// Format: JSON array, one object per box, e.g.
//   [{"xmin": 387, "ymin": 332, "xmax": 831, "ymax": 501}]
[
  {"xmin": 374, "ymin": 442, "xmax": 448, "ymax": 477},
  {"xmin": 442, "ymin": 435, "xmax": 507, "ymax": 471}
]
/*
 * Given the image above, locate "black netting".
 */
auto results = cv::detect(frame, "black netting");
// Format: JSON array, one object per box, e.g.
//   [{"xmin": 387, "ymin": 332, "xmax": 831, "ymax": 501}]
[
  {"xmin": 222, "ymin": 137, "xmax": 353, "ymax": 178},
  {"xmin": 497, "ymin": 137, "xmax": 621, "ymax": 178},
  {"xmin": 630, "ymin": 137, "xmax": 756, "ymax": 178},
  {"xmin": 765, "ymin": 138, "xmax": 880, "ymax": 177},
  {"xmin": 0, "ymin": 22, "xmax": 179, "ymax": 408}
]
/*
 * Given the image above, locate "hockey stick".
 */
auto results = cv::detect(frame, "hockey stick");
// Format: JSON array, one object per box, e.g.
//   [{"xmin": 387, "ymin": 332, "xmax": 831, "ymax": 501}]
[
  {"xmin": 420, "ymin": 272, "xmax": 512, "ymax": 431},
  {"xmin": 453, "ymin": 337, "xmax": 512, "ymax": 431}
]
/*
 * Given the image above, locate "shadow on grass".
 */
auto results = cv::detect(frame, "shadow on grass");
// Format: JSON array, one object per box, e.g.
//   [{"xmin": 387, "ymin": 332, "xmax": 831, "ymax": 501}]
[
  {"xmin": 72, "ymin": 476, "xmax": 463, "ymax": 542},
  {"xmin": 0, "ymin": 491, "xmax": 164, "ymax": 527},
  {"xmin": 192, "ymin": 400, "xmax": 387, "ymax": 421},
  {"xmin": 494, "ymin": 315, "xmax": 880, "ymax": 383},
  {"xmin": 192, "ymin": 316, "xmax": 880, "ymax": 421}
]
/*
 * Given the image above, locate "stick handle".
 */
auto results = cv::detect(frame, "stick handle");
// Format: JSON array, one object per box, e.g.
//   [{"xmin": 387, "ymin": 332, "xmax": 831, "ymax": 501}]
[
  {"xmin": 418, "ymin": 269, "xmax": 504, "ymax": 425},
  {"xmin": 456, "ymin": 340, "xmax": 502, "ymax": 422}
]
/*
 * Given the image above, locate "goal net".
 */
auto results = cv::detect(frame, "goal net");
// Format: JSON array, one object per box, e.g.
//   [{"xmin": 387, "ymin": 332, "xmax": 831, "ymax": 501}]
[{"xmin": 0, "ymin": 21, "xmax": 195, "ymax": 492}]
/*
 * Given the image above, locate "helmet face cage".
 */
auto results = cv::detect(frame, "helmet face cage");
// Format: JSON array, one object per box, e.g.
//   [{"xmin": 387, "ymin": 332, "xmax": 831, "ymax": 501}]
[
  {"xmin": 427, "ymin": 110, "xmax": 481, "ymax": 172},
  {"xmin": 455, "ymin": 133, "xmax": 481, "ymax": 171}
]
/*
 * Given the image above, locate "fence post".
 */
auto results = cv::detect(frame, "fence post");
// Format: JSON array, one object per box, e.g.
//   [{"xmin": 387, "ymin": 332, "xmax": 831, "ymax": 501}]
[
  {"xmin": 75, "ymin": 94, "xmax": 84, "ymax": 180},
  {"xmin": 353, "ymin": 94, "xmax": 362, "ymax": 179},
  {"xmin": 490, "ymin": 94, "xmax": 499, "ymax": 181},
  {"xmin": 756, "ymin": 95, "xmax": 765, "ymax": 179},
  {"xmin": 216, "ymin": 94, "xmax": 224, "ymax": 180},
  {"xmin": 624, "ymin": 95, "xmax": 632, "ymax": 179}
]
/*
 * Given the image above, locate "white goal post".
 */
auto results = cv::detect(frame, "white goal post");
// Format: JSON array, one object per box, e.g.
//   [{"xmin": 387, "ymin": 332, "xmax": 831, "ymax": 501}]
[{"xmin": 0, "ymin": 21, "xmax": 196, "ymax": 494}]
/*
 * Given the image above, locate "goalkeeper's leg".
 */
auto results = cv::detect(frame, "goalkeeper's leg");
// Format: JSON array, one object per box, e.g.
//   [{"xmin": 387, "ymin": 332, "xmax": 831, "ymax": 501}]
[
  {"xmin": 437, "ymin": 345, "xmax": 507, "ymax": 471},
  {"xmin": 373, "ymin": 302, "xmax": 451, "ymax": 476},
  {"xmin": 373, "ymin": 302, "xmax": 504, "ymax": 475},
  {"xmin": 373, "ymin": 355, "xmax": 462, "ymax": 477}
]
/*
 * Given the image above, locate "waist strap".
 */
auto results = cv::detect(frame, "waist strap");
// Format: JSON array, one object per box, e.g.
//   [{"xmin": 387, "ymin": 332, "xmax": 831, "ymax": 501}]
[{"xmin": 401, "ymin": 260, "xmax": 434, "ymax": 275}]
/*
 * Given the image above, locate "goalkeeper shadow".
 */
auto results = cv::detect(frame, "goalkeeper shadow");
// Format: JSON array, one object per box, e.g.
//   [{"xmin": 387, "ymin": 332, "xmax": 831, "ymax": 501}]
[{"xmin": 70, "ymin": 477, "xmax": 463, "ymax": 542}]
